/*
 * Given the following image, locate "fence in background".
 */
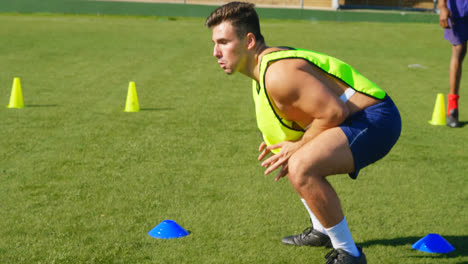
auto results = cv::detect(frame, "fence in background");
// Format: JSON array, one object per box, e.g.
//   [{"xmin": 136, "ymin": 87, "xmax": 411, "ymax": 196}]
[
  {"xmin": 339, "ymin": 0, "xmax": 436, "ymax": 11},
  {"xmin": 177, "ymin": 0, "xmax": 436, "ymax": 11}
]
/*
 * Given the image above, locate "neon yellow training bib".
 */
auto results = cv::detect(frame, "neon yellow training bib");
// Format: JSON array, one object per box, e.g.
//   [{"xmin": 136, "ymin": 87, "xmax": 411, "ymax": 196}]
[{"xmin": 252, "ymin": 48, "xmax": 386, "ymax": 154}]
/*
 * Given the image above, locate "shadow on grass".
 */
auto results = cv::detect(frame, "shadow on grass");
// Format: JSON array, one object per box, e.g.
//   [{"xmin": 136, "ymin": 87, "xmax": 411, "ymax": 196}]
[
  {"xmin": 140, "ymin": 107, "xmax": 174, "ymax": 111},
  {"xmin": 457, "ymin": 121, "xmax": 468, "ymax": 128},
  {"xmin": 361, "ymin": 235, "xmax": 468, "ymax": 258},
  {"xmin": 26, "ymin": 104, "xmax": 59, "ymax": 107}
]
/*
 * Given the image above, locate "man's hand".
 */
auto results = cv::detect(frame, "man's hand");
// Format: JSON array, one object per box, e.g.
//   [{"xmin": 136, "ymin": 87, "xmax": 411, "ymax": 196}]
[
  {"xmin": 258, "ymin": 141, "xmax": 302, "ymax": 181},
  {"xmin": 439, "ymin": 6, "xmax": 453, "ymax": 29},
  {"xmin": 257, "ymin": 141, "xmax": 271, "ymax": 162}
]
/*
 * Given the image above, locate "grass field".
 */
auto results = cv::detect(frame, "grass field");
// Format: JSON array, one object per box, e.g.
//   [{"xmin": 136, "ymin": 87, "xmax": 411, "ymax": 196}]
[{"xmin": 0, "ymin": 12, "xmax": 467, "ymax": 263}]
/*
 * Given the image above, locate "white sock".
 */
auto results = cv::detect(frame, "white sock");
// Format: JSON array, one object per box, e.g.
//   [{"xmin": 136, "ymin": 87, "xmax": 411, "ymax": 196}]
[
  {"xmin": 325, "ymin": 217, "xmax": 360, "ymax": 257},
  {"xmin": 300, "ymin": 198, "xmax": 327, "ymax": 235}
]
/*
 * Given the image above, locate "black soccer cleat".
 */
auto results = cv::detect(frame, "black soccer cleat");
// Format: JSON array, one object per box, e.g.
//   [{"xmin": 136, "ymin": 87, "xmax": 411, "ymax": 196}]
[
  {"xmin": 325, "ymin": 246, "xmax": 366, "ymax": 264},
  {"xmin": 447, "ymin": 108, "xmax": 461, "ymax": 128},
  {"xmin": 281, "ymin": 226, "xmax": 332, "ymax": 247}
]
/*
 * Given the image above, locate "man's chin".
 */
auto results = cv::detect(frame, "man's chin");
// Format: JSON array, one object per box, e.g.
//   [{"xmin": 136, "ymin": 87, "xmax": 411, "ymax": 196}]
[{"xmin": 224, "ymin": 69, "xmax": 235, "ymax": 75}]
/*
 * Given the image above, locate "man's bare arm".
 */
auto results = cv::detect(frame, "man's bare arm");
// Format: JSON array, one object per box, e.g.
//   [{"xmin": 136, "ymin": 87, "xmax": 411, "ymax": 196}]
[{"xmin": 438, "ymin": 0, "xmax": 452, "ymax": 28}]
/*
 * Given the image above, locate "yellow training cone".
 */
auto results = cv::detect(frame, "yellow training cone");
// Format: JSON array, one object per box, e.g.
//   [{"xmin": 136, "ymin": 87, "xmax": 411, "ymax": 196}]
[
  {"xmin": 124, "ymin": 81, "xmax": 139, "ymax": 112},
  {"xmin": 7, "ymin": 77, "xmax": 24, "ymax": 108},
  {"xmin": 428, "ymin": 93, "xmax": 446, "ymax": 126}
]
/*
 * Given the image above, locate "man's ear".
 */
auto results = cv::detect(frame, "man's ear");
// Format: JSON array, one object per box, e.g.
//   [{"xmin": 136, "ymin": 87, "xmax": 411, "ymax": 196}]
[{"xmin": 246, "ymin": 32, "xmax": 256, "ymax": 50}]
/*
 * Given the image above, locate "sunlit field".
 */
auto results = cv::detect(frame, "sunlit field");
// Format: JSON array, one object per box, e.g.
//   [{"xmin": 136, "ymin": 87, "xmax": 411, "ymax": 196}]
[{"xmin": 0, "ymin": 12, "xmax": 467, "ymax": 263}]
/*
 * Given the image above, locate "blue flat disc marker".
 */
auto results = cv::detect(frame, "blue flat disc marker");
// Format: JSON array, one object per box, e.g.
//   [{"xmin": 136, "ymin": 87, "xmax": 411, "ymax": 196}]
[
  {"xmin": 148, "ymin": 220, "xmax": 189, "ymax": 239},
  {"xmin": 412, "ymin": 234, "xmax": 455, "ymax": 253}
]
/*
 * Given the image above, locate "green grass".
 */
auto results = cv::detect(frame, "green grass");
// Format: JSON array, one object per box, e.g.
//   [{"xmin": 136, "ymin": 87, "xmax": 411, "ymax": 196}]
[{"xmin": 0, "ymin": 13, "xmax": 467, "ymax": 263}]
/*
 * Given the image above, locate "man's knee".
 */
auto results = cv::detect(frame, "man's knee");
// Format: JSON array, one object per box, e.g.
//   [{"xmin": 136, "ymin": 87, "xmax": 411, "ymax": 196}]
[
  {"xmin": 453, "ymin": 44, "xmax": 467, "ymax": 60},
  {"xmin": 288, "ymin": 155, "xmax": 319, "ymax": 190}
]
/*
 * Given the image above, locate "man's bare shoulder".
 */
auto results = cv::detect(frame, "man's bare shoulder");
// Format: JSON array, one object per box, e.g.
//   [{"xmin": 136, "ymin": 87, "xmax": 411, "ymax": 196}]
[{"xmin": 264, "ymin": 58, "xmax": 320, "ymax": 103}]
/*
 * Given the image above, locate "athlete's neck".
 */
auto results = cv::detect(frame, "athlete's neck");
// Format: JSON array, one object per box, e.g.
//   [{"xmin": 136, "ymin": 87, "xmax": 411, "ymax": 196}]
[{"xmin": 240, "ymin": 43, "xmax": 268, "ymax": 81}]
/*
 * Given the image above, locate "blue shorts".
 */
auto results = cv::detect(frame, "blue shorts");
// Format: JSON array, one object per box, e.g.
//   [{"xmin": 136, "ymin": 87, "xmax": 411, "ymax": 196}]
[
  {"xmin": 340, "ymin": 96, "xmax": 401, "ymax": 179},
  {"xmin": 444, "ymin": 16, "xmax": 468, "ymax": 45}
]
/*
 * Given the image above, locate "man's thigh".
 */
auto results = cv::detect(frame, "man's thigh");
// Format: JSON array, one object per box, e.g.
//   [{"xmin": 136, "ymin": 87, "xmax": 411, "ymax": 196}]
[{"xmin": 289, "ymin": 127, "xmax": 355, "ymax": 178}]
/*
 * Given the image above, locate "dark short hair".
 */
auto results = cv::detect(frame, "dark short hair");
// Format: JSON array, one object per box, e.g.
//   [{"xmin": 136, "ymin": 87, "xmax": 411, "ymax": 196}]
[{"xmin": 205, "ymin": 2, "xmax": 265, "ymax": 44}]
